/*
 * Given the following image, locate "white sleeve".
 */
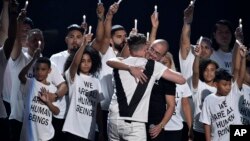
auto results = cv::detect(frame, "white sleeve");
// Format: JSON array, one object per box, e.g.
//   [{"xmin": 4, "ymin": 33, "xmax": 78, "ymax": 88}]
[
  {"xmin": 182, "ymin": 82, "xmax": 192, "ymax": 97},
  {"xmin": 199, "ymin": 97, "xmax": 211, "ymax": 125},
  {"xmin": 48, "ymin": 63, "xmax": 65, "ymax": 86},
  {"xmin": 96, "ymin": 80, "xmax": 105, "ymax": 103},
  {"xmin": 153, "ymin": 61, "xmax": 167, "ymax": 80},
  {"xmin": 179, "ymin": 48, "xmax": 195, "ymax": 79}
]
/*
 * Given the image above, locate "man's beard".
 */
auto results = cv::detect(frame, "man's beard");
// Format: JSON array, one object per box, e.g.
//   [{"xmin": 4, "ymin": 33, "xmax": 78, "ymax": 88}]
[
  {"xmin": 69, "ymin": 46, "xmax": 80, "ymax": 54},
  {"xmin": 113, "ymin": 42, "xmax": 125, "ymax": 52}
]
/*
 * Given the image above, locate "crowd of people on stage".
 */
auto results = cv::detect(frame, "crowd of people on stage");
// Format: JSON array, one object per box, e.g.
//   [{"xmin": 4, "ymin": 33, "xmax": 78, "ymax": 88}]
[{"xmin": 0, "ymin": 0, "xmax": 249, "ymax": 141}]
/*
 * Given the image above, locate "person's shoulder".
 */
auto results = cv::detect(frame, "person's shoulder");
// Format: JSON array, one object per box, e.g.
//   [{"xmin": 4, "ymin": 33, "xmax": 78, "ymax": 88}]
[{"xmin": 50, "ymin": 50, "xmax": 68, "ymax": 58}]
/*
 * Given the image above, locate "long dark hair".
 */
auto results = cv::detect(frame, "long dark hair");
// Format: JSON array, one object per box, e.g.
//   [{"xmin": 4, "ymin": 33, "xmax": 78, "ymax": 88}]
[
  {"xmin": 199, "ymin": 59, "xmax": 219, "ymax": 82},
  {"xmin": 64, "ymin": 45, "xmax": 102, "ymax": 77}
]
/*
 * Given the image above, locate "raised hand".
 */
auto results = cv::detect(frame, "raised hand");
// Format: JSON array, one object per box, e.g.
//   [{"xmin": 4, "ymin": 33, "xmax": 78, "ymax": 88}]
[
  {"xmin": 33, "ymin": 48, "xmax": 41, "ymax": 59},
  {"xmin": 151, "ymin": 12, "xmax": 159, "ymax": 28},
  {"xmin": 39, "ymin": 87, "xmax": 50, "ymax": 104},
  {"xmin": 239, "ymin": 44, "xmax": 247, "ymax": 58},
  {"xmin": 194, "ymin": 44, "xmax": 202, "ymax": 57},
  {"xmin": 97, "ymin": 2, "xmax": 105, "ymax": 21},
  {"xmin": 183, "ymin": 4, "xmax": 194, "ymax": 24},
  {"xmin": 107, "ymin": 3, "xmax": 119, "ymax": 16},
  {"xmin": 85, "ymin": 33, "xmax": 93, "ymax": 44},
  {"xmin": 235, "ymin": 26, "xmax": 244, "ymax": 43}
]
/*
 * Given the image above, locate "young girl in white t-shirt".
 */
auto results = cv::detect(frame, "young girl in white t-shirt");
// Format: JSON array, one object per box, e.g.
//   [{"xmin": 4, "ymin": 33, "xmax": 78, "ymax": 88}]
[
  {"xmin": 62, "ymin": 37, "xmax": 104, "ymax": 141},
  {"xmin": 191, "ymin": 44, "xmax": 218, "ymax": 141}
]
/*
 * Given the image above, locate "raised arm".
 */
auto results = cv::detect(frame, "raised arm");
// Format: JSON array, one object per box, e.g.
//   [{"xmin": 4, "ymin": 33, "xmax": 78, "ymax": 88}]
[
  {"xmin": 0, "ymin": 0, "xmax": 9, "ymax": 45},
  {"xmin": 149, "ymin": 11, "xmax": 159, "ymax": 43},
  {"xmin": 91, "ymin": 3, "xmax": 105, "ymax": 51},
  {"xmin": 179, "ymin": 4, "xmax": 194, "ymax": 60},
  {"xmin": 2, "ymin": 0, "xmax": 18, "ymax": 59},
  {"xmin": 192, "ymin": 44, "xmax": 202, "ymax": 89},
  {"xmin": 69, "ymin": 36, "xmax": 87, "ymax": 80},
  {"xmin": 232, "ymin": 26, "xmax": 244, "ymax": 80},
  {"xmin": 18, "ymin": 48, "xmax": 40, "ymax": 84},
  {"xmin": 10, "ymin": 9, "xmax": 26, "ymax": 60},
  {"xmin": 98, "ymin": 2, "xmax": 119, "ymax": 54},
  {"xmin": 235, "ymin": 44, "xmax": 247, "ymax": 88}
]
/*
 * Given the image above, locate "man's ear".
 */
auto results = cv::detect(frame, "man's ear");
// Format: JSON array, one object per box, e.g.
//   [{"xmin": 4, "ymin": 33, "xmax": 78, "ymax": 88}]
[
  {"xmin": 48, "ymin": 68, "xmax": 52, "ymax": 74},
  {"xmin": 65, "ymin": 37, "xmax": 68, "ymax": 44},
  {"xmin": 110, "ymin": 39, "xmax": 114, "ymax": 46},
  {"xmin": 213, "ymin": 81, "xmax": 218, "ymax": 88}
]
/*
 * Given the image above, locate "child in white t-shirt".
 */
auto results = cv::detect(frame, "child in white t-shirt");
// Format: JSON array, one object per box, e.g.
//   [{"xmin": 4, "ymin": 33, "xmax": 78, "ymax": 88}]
[
  {"xmin": 62, "ymin": 37, "xmax": 104, "ymax": 141},
  {"xmin": 232, "ymin": 42, "xmax": 250, "ymax": 125},
  {"xmin": 199, "ymin": 68, "xmax": 243, "ymax": 141},
  {"xmin": 191, "ymin": 44, "xmax": 218, "ymax": 141},
  {"xmin": 19, "ymin": 52, "xmax": 60, "ymax": 141},
  {"xmin": 199, "ymin": 43, "xmax": 247, "ymax": 141}
]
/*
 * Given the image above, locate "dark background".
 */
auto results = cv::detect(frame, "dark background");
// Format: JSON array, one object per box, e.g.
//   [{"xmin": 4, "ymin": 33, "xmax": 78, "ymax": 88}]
[{"xmin": 1, "ymin": 0, "xmax": 249, "ymax": 70}]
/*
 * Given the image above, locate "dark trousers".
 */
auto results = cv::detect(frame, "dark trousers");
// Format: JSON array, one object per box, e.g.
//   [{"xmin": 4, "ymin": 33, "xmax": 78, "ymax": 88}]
[
  {"xmin": 181, "ymin": 122, "xmax": 189, "ymax": 141},
  {"xmin": 165, "ymin": 130, "xmax": 183, "ymax": 141},
  {"xmin": 101, "ymin": 110, "xmax": 109, "ymax": 141},
  {"xmin": 0, "ymin": 101, "xmax": 11, "ymax": 141},
  {"xmin": 9, "ymin": 119, "xmax": 22, "ymax": 141},
  {"xmin": 52, "ymin": 117, "xmax": 66, "ymax": 141},
  {"xmin": 193, "ymin": 130, "xmax": 206, "ymax": 141}
]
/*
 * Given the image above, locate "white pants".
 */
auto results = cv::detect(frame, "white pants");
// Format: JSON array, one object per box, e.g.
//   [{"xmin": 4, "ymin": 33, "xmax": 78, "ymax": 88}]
[{"xmin": 108, "ymin": 119, "xmax": 146, "ymax": 141}]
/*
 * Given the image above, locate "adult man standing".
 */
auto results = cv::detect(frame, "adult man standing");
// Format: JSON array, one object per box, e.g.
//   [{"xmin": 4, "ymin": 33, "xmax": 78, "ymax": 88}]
[{"xmin": 106, "ymin": 34, "xmax": 186, "ymax": 141}]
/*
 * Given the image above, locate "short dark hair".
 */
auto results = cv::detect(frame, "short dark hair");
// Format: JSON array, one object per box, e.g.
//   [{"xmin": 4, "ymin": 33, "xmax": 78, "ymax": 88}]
[
  {"xmin": 111, "ymin": 25, "xmax": 125, "ymax": 36},
  {"xmin": 214, "ymin": 68, "xmax": 232, "ymax": 82},
  {"xmin": 23, "ymin": 17, "xmax": 34, "ymax": 28},
  {"xmin": 127, "ymin": 33, "xmax": 146, "ymax": 52},
  {"xmin": 67, "ymin": 24, "xmax": 84, "ymax": 35},
  {"xmin": 36, "ymin": 57, "xmax": 51, "ymax": 68},
  {"xmin": 211, "ymin": 19, "xmax": 235, "ymax": 51},
  {"xmin": 199, "ymin": 59, "xmax": 219, "ymax": 82}
]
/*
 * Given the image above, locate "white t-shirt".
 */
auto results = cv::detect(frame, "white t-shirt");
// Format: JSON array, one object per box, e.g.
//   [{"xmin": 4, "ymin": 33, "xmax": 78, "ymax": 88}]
[
  {"xmin": 179, "ymin": 46, "xmax": 195, "ymax": 80},
  {"xmin": 239, "ymin": 84, "xmax": 250, "ymax": 125},
  {"xmin": 199, "ymin": 82, "xmax": 242, "ymax": 141},
  {"xmin": 99, "ymin": 47, "xmax": 117, "ymax": 111},
  {"xmin": 63, "ymin": 70, "xmax": 104, "ymax": 140},
  {"xmin": 6, "ymin": 51, "xmax": 64, "ymax": 122},
  {"xmin": 210, "ymin": 49, "xmax": 232, "ymax": 74},
  {"xmin": 20, "ymin": 78, "xmax": 58, "ymax": 141},
  {"xmin": 0, "ymin": 48, "xmax": 7, "ymax": 118},
  {"xmin": 191, "ymin": 80, "xmax": 217, "ymax": 133},
  {"xmin": 108, "ymin": 57, "xmax": 167, "ymax": 122},
  {"xmin": 164, "ymin": 82, "xmax": 192, "ymax": 131},
  {"xmin": 50, "ymin": 50, "xmax": 70, "ymax": 119},
  {"xmin": 1, "ymin": 47, "xmax": 29, "ymax": 103},
  {"xmin": 50, "ymin": 50, "xmax": 69, "ymax": 75},
  {"xmin": 8, "ymin": 52, "xmax": 30, "ymax": 121}
]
